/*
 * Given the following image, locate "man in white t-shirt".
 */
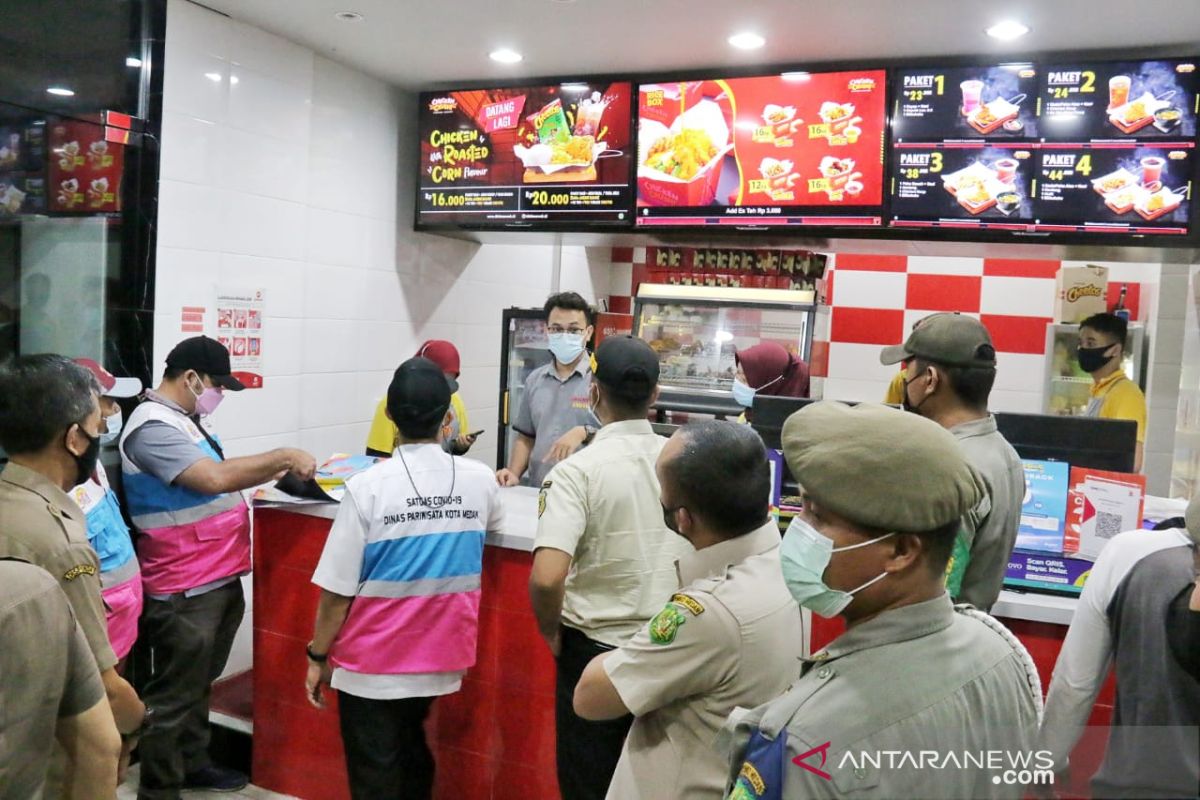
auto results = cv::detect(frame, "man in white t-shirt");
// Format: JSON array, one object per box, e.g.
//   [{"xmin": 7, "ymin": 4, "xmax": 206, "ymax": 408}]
[{"xmin": 304, "ymin": 357, "xmax": 504, "ymax": 800}]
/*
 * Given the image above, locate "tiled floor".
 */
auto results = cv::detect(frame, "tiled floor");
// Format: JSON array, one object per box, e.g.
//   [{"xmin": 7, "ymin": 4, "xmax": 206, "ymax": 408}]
[{"xmin": 117, "ymin": 765, "xmax": 296, "ymax": 799}]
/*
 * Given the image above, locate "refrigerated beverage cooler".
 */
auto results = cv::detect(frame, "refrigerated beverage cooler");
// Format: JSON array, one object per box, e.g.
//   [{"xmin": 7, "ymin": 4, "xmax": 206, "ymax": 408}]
[{"xmin": 496, "ymin": 308, "xmax": 554, "ymax": 478}]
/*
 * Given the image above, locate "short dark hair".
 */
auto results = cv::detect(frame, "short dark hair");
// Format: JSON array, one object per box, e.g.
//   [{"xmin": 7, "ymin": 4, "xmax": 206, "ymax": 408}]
[
  {"xmin": 914, "ymin": 358, "xmax": 996, "ymax": 410},
  {"xmin": 662, "ymin": 421, "xmax": 770, "ymax": 538},
  {"xmin": 393, "ymin": 413, "xmax": 442, "ymax": 441},
  {"xmin": 595, "ymin": 378, "xmax": 654, "ymax": 418},
  {"xmin": 1080, "ymin": 313, "xmax": 1128, "ymax": 349},
  {"xmin": 163, "ymin": 366, "xmax": 204, "ymax": 382},
  {"xmin": 544, "ymin": 291, "xmax": 593, "ymax": 325},
  {"xmin": 0, "ymin": 354, "xmax": 99, "ymax": 454}
]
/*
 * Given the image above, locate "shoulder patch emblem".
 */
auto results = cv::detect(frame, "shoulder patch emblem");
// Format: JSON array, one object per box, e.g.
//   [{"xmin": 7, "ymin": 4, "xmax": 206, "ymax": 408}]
[
  {"xmin": 63, "ymin": 564, "xmax": 97, "ymax": 581},
  {"xmin": 649, "ymin": 604, "xmax": 687, "ymax": 645},
  {"xmin": 670, "ymin": 593, "xmax": 705, "ymax": 616},
  {"xmin": 541, "ymin": 480, "xmax": 553, "ymax": 489}
]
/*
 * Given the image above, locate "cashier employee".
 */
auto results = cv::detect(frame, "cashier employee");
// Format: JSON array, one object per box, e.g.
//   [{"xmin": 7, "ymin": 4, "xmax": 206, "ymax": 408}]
[
  {"xmin": 496, "ymin": 292, "xmax": 599, "ymax": 489},
  {"xmin": 366, "ymin": 340, "xmax": 475, "ymax": 457},
  {"xmin": 1077, "ymin": 312, "xmax": 1147, "ymax": 471}
]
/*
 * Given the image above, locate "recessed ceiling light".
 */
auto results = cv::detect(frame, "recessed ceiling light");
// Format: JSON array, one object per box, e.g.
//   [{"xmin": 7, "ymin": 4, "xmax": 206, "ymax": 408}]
[
  {"xmin": 489, "ymin": 48, "xmax": 523, "ymax": 64},
  {"xmin": 126, "ymin": 56, "xmax": 143, "ymax": 68},
  {"xmin": 986, "ymin": 20, "xmax": 1030, "ymax": 41},
  {"xmin": 560, "ymin": 82, "xmax": 589, "ymax": 92},
  {"xmin": 335, "ymin": 10, "xmax": 364, "ymax": 22},
  {"xmin": 781, "ymin": 71, "xmax": 811, "ymax": 82},
  {"xmin": 204, "ymin": 72, "xmax": 222, "ymax": 82},
  {"xmin": 46, "ymin": 86, "xmax": 75, "ymax": 97},
  {"xmin": 728, "ymin": 32, "xmax": 765, "ymax": 50}
]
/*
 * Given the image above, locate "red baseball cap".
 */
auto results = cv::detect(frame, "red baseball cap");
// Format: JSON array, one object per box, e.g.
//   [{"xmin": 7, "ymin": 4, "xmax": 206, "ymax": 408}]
[
  {"xmin": 413, "ymin": 340, "xmax": 461, "ymax": 391},
  {"xmin": 74, "ymin": 358, "xmax": 143, "ymax": 398}
]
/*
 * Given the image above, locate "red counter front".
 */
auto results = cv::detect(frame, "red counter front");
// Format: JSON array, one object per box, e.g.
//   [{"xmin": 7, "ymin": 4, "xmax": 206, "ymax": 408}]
[{"xmin": 252, "ymin": 506, "xmax": 1112, "ymax": 800}]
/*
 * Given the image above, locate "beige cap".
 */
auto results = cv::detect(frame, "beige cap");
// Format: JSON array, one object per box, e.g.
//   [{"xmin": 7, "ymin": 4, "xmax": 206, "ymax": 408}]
[
  {"xmin": 880, "ymin": 312, "xmax": 996, "ymax": 369},
  {"xmin": 782, "ymin": 401, "xmax": 984, "ymax": 532}
]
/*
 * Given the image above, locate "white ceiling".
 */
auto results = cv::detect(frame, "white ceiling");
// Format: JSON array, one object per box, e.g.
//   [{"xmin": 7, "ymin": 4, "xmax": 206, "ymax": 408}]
[{"xmin": 199, "ymin": 0, "xmax": 1200, "ymax": 89}]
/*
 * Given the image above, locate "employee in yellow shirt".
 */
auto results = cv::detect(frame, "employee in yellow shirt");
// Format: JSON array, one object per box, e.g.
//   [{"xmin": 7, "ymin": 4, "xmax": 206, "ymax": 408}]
[
  {"xmin": 365, "ymin": 340, "xmax": 477, "ymax": 457},
  {"xmin": 883, "ymin": 317, "xmax": 928, "ymax": 405},
  {"xmin": 1078, "ymin": 312, "xmax": 1147, "ymax": 471}
]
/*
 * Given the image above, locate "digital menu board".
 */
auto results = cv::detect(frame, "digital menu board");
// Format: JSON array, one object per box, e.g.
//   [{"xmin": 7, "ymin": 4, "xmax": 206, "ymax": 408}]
[
  {"xmin": 416, "ymin": 82, "xmax": 633, "ymax": 226},
  {"xmin": 1033, "ymin": 59, "xmax": 1197, "ymax": 235},
  {"xmin": 891, "ymin": 63, "xmax": 1039, "ymax": 232},
  {"xmin": 634, "ymin": 71, "xmax": 887, "ymax": 227}
]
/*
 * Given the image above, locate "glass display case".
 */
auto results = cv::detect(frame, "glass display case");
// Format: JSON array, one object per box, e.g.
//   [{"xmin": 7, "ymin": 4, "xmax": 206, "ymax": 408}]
[
  {"xmin": 634, "ymin": 284, "xmax": 817, "ymax": 402},
  {"xmin": 1043, "ymin": 322, "xmax": 1146, "ymax": 416},
  {"xmin": 497, "ymin": 308, "xmax": 554, "ymax": 472}
]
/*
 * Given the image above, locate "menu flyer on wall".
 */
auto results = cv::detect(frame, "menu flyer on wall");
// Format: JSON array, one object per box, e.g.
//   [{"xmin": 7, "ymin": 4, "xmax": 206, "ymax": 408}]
[
  {"xmin": 416, "ymin": 82, "xmax": 633, "ymax": 225},
  {"xmin": 890, "ymin": 144, "xmax": 1036, "ymax": 230},
  {"xmin": 47, "ymin": 120, "xmax": 123, "ymax": 214},
  {"xmin": 215, "ymin": 287, "xmax": 265, "ymax": 389},
  {"xmin": 634, "ymin": 70, "xmax": 886, "ymax": 227},
  {"xmin": 893, "ymin": 63, "xmax": 1039, "ymax": 143}
]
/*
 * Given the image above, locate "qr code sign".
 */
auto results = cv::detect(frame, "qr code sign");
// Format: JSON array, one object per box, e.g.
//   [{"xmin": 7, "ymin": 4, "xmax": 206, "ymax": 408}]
[{"xmin": 1096, "ymin": 511, "xmax": 1124, "ymax": 540}]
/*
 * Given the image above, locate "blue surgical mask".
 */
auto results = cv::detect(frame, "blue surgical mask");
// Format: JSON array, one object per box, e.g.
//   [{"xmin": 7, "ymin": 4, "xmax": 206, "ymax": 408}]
[
  {"xmin": 780, "ymin": 517, "xmax": 894, "ymax": 618},
  {"xmin": 547, "ymin": 332, "xmax": 585, "ymax": 365},
  {"xmin": 100, "ymin": 408, "xmax": 123, "ymax": 446},
  {"xmin": 731, "ymin": 378, "xmax": 756, "ymax": 408}
]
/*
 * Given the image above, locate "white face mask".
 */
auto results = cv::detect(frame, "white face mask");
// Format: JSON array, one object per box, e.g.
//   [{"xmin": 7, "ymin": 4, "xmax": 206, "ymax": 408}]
[
  {"xmin": 779, "ymin": 517, "xmax": 894, "ymax": 618},
  {"xmin": 100, "ymin": 407, "xmax": 123, "ymax": 446}
]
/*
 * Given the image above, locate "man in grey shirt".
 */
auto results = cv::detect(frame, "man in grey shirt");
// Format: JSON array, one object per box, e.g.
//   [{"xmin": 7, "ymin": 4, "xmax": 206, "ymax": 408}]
[
  {"xmin": 497, "ymin": 292, "xmax": 599, "ymax": 489},
  {"xmin": 881, "ymin": 313, "xmax": 1024, "ymax": 611}
]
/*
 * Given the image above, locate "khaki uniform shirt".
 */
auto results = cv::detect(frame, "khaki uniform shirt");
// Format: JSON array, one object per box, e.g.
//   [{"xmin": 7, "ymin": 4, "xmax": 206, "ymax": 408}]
[
  {"xmin": 604, "ymin": 522, "xmax": 804, "ymax": 800},
  {"xmin": 949, "ymin": 415, "xmax": 1025, "ymax": 611},
  {"xmin": 722, "ymin": 594, "xmax": 1041, "ymax": 800},
  {"xmin": 0, "ymin": 559, "xmax": 106, "ymax": 799},
  {"xmin": 0, "ymin": 463, "xmax": 118, "ymax": 671},
  {"xmin": 534, "ymin": 419, "xmax": 691, "ymax": 647}
]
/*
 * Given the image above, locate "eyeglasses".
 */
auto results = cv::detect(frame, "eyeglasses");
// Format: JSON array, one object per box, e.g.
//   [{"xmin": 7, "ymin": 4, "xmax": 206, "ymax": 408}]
[{"xmin": 547, "ymin": 326, "xmax": 586, "ymax": 335}]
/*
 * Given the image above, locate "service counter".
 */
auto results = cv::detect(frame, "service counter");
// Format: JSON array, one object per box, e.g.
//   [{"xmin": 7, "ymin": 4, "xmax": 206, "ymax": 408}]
[{"xmin": 249, "ymin": 491, "xmax": 1109, "ymax": 800}]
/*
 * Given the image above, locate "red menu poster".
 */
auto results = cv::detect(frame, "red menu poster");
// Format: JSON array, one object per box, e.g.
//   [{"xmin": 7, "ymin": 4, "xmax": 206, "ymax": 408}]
[
  {"xmin": 47, "ymin": 120, "xmax": 123, "ymax": 213},
  {"xmin": 636, "ymin": 70, "xmax": 886, "ymax": 227}
]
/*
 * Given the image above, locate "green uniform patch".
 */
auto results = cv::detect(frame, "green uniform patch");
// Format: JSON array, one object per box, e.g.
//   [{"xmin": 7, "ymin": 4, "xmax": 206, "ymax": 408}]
[
  {"xmin": 648, "ymin": 604, "xmax": 688, "ymax": 645},
  {"xmin": 943, "ymin": 527, "xmax": 972, "ymax": 599}
]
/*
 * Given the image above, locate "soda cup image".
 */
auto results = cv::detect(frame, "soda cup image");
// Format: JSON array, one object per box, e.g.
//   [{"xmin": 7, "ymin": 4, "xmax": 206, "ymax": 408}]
[
  {"xmin": 1109, "ymin": 75, "xmax": 1131, "ymax": 110},
  {"xmin": 961, "ymin": 80, "xmax": 984, "ymax": 115}
]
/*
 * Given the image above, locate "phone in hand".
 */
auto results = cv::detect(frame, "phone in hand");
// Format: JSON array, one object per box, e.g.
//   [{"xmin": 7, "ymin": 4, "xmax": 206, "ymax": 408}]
[{"xmin": 467, "ymin": 429, "xmax": 485, "ymax": 438}]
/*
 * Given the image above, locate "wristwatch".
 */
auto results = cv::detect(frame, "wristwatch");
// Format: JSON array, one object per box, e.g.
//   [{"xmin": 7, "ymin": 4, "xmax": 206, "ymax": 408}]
[
  {"xmin": 123, "ymin": 705, "xmax": 156, "ymax": 740},
  {"xmin": 582, "ymin": 425, "xmax": 599, "ymax": 446},
  {"xmin": 306, "ymin": 642, "xmax": 329, "ymax": 663}
]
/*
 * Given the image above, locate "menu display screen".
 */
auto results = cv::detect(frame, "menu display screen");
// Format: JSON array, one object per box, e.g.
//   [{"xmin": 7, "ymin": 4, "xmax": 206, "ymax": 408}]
[
  {"xmin": 634, "ymin": 71, "xmax": 886, "ymax": 228},
  {"xmin": 891, "ymin": 144, "xmax": 1036, "ymax": 230},
  {"xmin": 893, "ymin": 64, "xmax": 1039, "ymax": 142},
  {"xmin": 416, "ymin": 82, "xmax": 633, "ymax": 226},
  {"xmin": 1033, "ymin": 59, "xmax": 1197, "ymax": 235}
]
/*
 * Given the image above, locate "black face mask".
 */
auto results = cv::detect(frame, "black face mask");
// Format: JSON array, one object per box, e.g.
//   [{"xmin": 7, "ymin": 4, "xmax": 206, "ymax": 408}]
[
  {"xmin": 661, "ymin": 503, "xmax": 682, "ymax": 535},
  {"xmin": 1077, "ymin": 345, "xmax": 1115, "ymax": 374},
  {"xmin": 69, "ymin": 426, "xmax": 101, "ymax": 487},
  {"xmin": 901, "ymin": 372, "xmax": 930, "ymax": 415}
]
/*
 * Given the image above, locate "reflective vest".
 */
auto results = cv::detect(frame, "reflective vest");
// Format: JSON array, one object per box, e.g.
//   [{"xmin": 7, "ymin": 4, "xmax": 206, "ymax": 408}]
[
  {"xmin": 72, "ymin": 465, "xmax": 142, "ymax": 660},
  {"xmin": 119, "ymin": 399, "xmax": 249, "ymax": 595}
]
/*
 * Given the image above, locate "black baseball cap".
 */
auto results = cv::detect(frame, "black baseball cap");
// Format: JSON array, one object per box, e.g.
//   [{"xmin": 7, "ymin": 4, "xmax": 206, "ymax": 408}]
[
  {"xmin": 595, "ymin": 335, "xmax": 659, "ymax": 402},
  {"xmin": 387, "ymin": 357, "xmax": 451, "ymax": 426},
  {"xmin": 165, "ymin": 336, "xmax": 245, "ymax": 391}
]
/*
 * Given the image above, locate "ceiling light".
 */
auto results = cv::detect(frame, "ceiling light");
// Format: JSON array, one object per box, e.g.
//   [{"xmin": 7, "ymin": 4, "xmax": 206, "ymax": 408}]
[
  {"xmin": 46, "ymin": 86, "xmax": 75, "ymax": 97},
  {"xmin": 204, "ymin": 72, "xmax": 221, "ymax": 82},
  {"xmin": 489, "ymin": 48, "xmax": 523, "ymax": 64},
  {"xmin": 335, "ymin": 11, "xmax": 364, "ymax": 22},
  {"xmin": 126, "ymin": 57, "xmax": 143, "ymax": 68},
  {"xmin": 560, "ymin": 82, "xmax": 589, "ymax": 92},
  {"xmin": 986, "ymin": 20, "xmax": 1030, "ymax": 41},
  {"xmin": 728, "ymin": 32, "xmax": 765, "ymax": 50},
  {"xmin": 230, "ymin": 75, "xmax": 240, "ymax": 85},
  {"xmin": 781, "ymin": 71, "xmax": 811, "ymax": 82}
]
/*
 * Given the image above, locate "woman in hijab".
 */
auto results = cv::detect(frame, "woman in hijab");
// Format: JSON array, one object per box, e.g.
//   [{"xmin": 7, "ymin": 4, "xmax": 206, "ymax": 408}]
[{"xmin": 731, "ymin": 341, "xmax": 810, "ymax": 417}]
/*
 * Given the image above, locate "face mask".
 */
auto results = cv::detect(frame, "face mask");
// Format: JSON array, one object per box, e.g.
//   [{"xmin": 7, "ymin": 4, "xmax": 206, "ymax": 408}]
[
  {"xmin": 661, "ymin": 503, "xmax": 681, "ymax": 535},
  {"xmin": 1076, "ymin": 345, "xmax": 1115, "ymax": 374},
  {"xmin": 779, "ymin": 517, "xmax": 894, "ymax": 618},
  {"xmin": 100, "ymin": 407, "xmax": 123, "ymax": 446},
  {"xmin": 188, "ymin": 374, "xmax": 224, "ymax": 417},
  {"xmin": 731, "ymin": 379, "xmax": 756, "ymax": 408},
  {"xmin": 901, "ymin": 371, "xmax": 930, "ymax": 415},
  {"xmin": 68, "ymin": 426, "xmax": 102, "ymax": 487},
  {"xmin": 547, "ymin": 332, "xmax": 585, "ymax": 365}
]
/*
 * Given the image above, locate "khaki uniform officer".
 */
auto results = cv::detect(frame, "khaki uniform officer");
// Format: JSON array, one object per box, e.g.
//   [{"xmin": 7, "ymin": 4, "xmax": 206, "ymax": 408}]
[
  {"xmin": 530, "ymin": 335, "xmax": 691, "ymax": 800},
  {"xmin": 722, "ymin": 402, "xmax": 1042, "ymax": 800},
  {"xmin": 573, "ymin": 421, "xmax": 803, "ymax": 800}
]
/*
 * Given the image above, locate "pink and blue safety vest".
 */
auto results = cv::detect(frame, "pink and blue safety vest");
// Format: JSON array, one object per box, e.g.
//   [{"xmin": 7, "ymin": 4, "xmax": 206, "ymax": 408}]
[
  {"xmin": 72, "ymin": 466, "xmax": 142, "ymax": 660},
  {"xmin": 119, "ymin": 399, "xmax": 250, "ymax": 595}
]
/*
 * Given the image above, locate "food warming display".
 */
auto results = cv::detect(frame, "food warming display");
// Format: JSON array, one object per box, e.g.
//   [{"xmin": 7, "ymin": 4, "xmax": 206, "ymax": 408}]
[
  {"xmin": 417, "ymin": 82, "xmax": 633, "ymax": 226},
  {"xmin": 633, "ymin": 284, "xmax": 816, "ymax": 395},
  {"xmin": 635, "ymin": 70, "xmax": 887, "ymax": 228}
]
